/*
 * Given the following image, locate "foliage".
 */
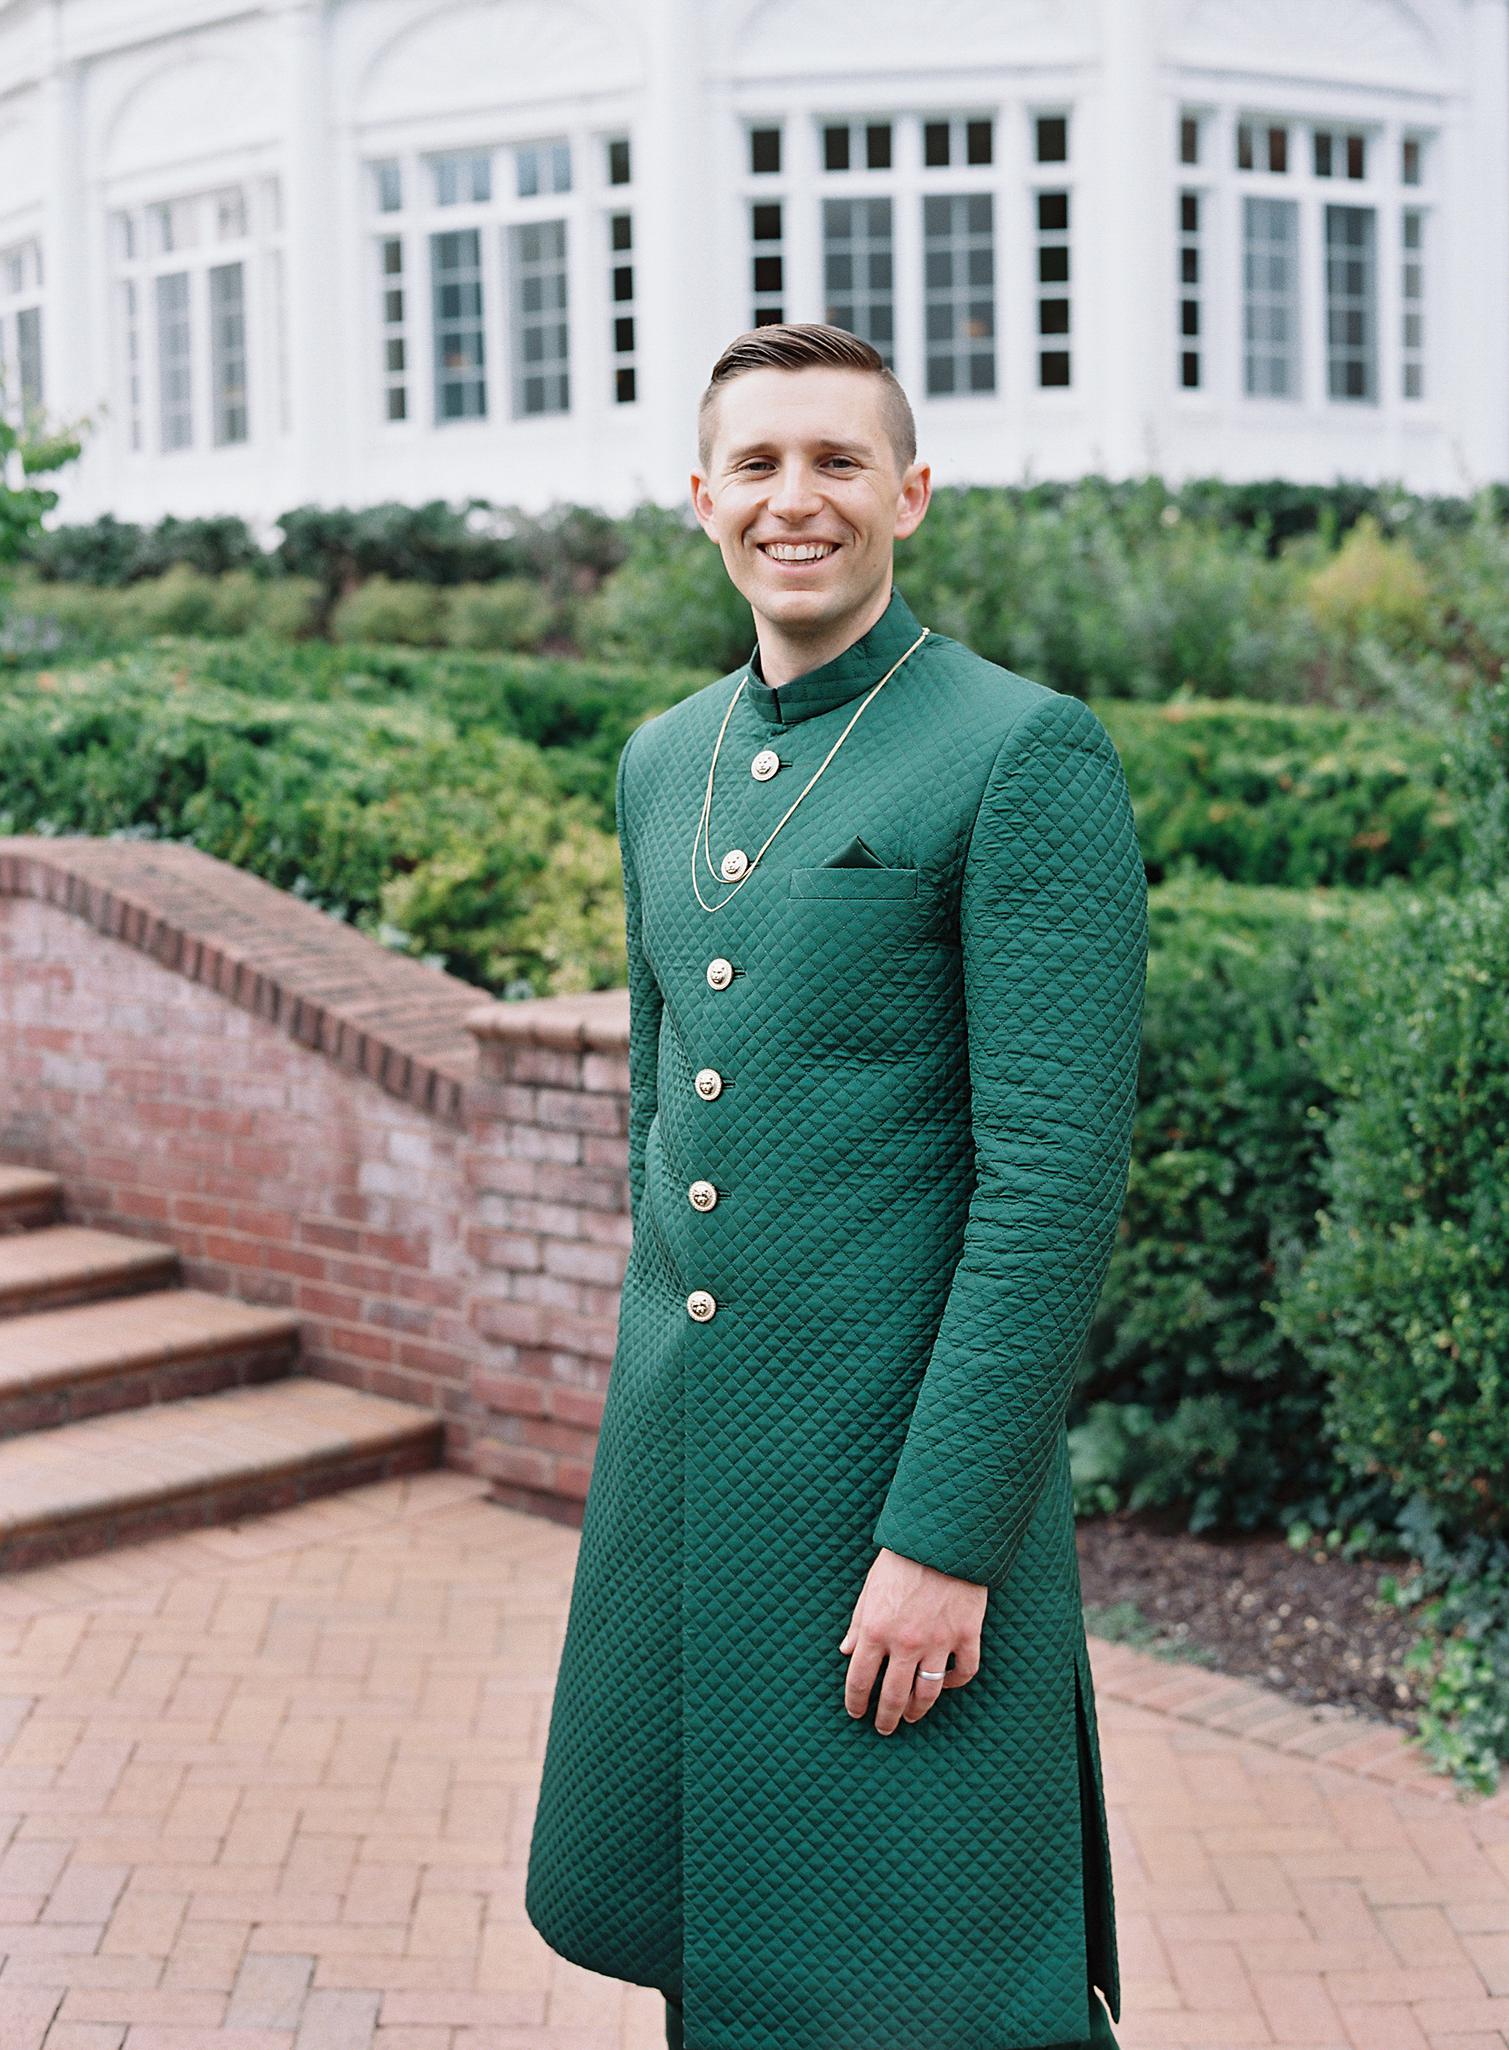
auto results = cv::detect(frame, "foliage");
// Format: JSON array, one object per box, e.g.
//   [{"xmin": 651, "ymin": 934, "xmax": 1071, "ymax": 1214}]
[
  {"xmin": 1274, "ymin": 883, "xmax": 1509, "ymax": 1541},
  {"xmin": 574, "ymin": 504, "xmax": 755, "ymax": 673},
  {"xmin": 1072, "ymin": 875, "xmax": 1393, "ymax": 1532},
  {"xmin": 0, "ymin": 654, "xmax": 628, "ymax": 996},
  {"xmin": 1303, "ymin": 513, "xmax": 1432, "ymax": 643},
  {"xmin": 3, "ymin": 571, "xmax": 320, "ymax": 653},
  {"xmin": 329, "ymin": 575, "xmax": 446, "ymax": 647},
  {"xmin": 1369, "ymin": 1499, "xmax": 1509, "ymax": 1796},
  {"xmin": 1098, "ymin": 693, "xmax": 1460, "ymax": 888},
  {"xmin": 0, "ymin": 411, "xmax": 85, "ymax": 579},
  {"xmin": 442, "ymin": 577, "xmax": 554, "ymax": 652}
]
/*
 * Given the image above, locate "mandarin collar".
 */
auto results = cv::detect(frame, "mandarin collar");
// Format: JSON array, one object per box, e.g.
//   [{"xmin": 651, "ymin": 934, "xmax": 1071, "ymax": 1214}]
[{"xmin": 739, "ymin": 585, "xmax": 928, "ymax": 727}]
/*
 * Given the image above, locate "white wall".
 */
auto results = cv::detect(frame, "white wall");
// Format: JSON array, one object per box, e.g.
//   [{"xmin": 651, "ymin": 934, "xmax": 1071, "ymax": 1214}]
[{"xmin": 0, "ymin": 0, "xmax": 1498, "ymax": 530}]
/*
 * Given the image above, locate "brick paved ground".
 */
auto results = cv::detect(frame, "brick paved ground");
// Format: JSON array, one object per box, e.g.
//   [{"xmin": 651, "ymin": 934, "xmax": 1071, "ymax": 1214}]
[{"xmin": 0, "ymin": 1472, "xmax": 1503, "ymax": 2050}]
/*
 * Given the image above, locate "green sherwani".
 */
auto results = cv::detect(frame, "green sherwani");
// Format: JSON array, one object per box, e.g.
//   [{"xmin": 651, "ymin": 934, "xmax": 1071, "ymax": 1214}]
[{"xmin": 526, "ymin": 583, "xmax": 1147, "ymax": 2049}]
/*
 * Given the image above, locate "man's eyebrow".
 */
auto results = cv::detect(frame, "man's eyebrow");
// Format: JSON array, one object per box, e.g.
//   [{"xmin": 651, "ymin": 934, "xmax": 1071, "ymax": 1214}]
[{"xmin": 723, "ymin": 438, "xmax": 874, "ymax": 463}]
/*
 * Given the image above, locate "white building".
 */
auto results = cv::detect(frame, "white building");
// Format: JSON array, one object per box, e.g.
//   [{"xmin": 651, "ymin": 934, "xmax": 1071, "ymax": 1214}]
[{"xmin": 0, "ymin": 0, "xmax": 1504, "ymax": 528}]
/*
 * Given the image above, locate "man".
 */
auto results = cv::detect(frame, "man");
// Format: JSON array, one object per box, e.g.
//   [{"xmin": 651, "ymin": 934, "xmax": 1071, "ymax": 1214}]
[{"xmin": 526, "ymin": 323, "xmax": 1147, "ymax": 2050}]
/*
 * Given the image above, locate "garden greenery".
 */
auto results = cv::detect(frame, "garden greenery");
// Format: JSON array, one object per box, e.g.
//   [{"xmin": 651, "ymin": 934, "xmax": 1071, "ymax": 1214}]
[{"xmin": 5, "ymin": 475, "xmax": 1509, "ymax": 1787}]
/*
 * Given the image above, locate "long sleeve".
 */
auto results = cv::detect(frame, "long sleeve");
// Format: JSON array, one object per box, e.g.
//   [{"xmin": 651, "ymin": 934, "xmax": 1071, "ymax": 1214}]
[
  {"xmin": 616, "ymin": 727, "xmax": 664, "ymax": 1229},
  {"xmin": 870, "ymin": 690, "xmax": 1148, "ymax": 1591}
]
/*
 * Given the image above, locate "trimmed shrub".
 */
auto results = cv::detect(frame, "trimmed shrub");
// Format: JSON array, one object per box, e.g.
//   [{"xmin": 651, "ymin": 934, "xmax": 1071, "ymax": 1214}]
[
  {"xmin": 443, "ymin": 578, "xmax": 554, "ymax": 652},
  {"xmin": 3, "ymin": 569, "xmax": 321, "ymax": 649},
  {"xmin": 1274, "ymin": 883, "xmax": 1509, "ymax": 1542},
  {"xmin": 1099, "ymin": 695, "xmax": 1461, "ymax": 888},
  {"xmin": 0, "ymin": 655, "xmax": 627, "ymax": 997},
  {"xmin": 1073, "ymin": 874, "xmax": 1396, "ymax": 1532},
  {"xmin": 328, "ymin": 575, "xmax": 446, "ymax": 647}
]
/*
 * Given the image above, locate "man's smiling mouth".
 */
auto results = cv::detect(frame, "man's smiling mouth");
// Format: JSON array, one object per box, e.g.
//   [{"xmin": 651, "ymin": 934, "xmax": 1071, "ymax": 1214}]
[{"xmin": 758, "ymin": 541, "xmax": 839, "ymax": 562}]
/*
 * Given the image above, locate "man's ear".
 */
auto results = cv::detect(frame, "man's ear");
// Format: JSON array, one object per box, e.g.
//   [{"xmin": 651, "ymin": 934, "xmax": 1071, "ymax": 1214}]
[
  {"xmin": 689, "ymin": 471, "xmax": 719, "ymax": 541},
  {"xmin": 894, "ymin": 461, "xmax": 932, "ymax": 541}
]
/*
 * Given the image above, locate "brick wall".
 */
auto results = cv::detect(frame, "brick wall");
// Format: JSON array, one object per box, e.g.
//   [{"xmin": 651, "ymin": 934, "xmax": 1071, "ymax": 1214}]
[{"xmin": 0, "ymin": 837, "xmax": 631, "ymax": 1524}]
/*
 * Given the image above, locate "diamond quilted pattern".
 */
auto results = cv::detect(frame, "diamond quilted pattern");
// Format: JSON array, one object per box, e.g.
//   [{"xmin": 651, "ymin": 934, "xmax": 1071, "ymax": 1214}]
[{"xmin": 525, "ymin": 586, "xmax": 1148, "ymax": 2050}]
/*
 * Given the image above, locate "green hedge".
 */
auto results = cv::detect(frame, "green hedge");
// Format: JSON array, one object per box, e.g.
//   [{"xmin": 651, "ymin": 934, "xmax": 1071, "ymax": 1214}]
[
  {"xmin": 17, "ymin": 475, "xmax": 1509, "ymax": 710},
  {"xmin": 1274, "ymin": 882, "xmax": 1509, "ymax": 1543},
  {"xmin": 1071, "ymin": 875, "xmax": 1396, "ymax": 1531},
  {"xmin": 1097, "ymin": 695, "xmax": 1461, "ymax": 888},
  {"xmin": 0, "ymin": 654, "xmax": 639, "ymax": 996}
]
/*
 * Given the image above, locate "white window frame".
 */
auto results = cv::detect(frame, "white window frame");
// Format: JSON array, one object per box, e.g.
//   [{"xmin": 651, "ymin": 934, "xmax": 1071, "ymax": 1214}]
[
  {"xmin": 0, "ymin": 235, "xmax": 45, "ymax": 429},
  {"xmin": 603, "ymin": 130, "xmax": 638, "ymax": 407},
  {"xmin": 110, "ymin": 178, "xmax": 283, "ymax": 459},
  {"xmin": 739, "ymin": 107, "xmax": 1009, "ymax": 404},
  {"xmin": 361, "ymin": 124, "xmax": 628, "ymax": 434},
  {"xmin": 1187, "ymin": 102, "xmax": 1439, "ymax": 423}
]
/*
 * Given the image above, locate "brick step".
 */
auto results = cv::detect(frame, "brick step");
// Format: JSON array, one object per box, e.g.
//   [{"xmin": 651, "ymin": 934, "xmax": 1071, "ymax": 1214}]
[
  {"xmin": 0, "ymin": 1378, "xmax": 444, "ymax": 1572},
  {"xmin": 0, "ymin": 1223, "xmax": 179, "ymax": 1316},
  {"xmin": 0, "ymin": 1167, "xmax": 63, "ymax": 1233},
  {"xmin": 0, "ymin": 1288, "xmax": 302, "ymax": 1437}
]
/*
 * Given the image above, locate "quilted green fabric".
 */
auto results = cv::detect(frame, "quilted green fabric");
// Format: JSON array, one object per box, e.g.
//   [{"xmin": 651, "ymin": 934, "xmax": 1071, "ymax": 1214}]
[{"xmin": 526, "ymin": 583, "xmax": 1148, "ymax": 2049}]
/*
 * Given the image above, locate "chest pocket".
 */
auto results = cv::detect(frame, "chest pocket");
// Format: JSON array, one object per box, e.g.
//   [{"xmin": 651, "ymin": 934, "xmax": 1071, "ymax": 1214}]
[{"xmin": 788, "ymin": 865, "xmax": 920, "ymax": 901}]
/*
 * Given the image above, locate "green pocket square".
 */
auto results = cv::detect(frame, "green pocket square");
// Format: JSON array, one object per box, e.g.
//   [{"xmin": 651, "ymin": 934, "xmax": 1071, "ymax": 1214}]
[{"xmin": 823, "ymin": 834, "xmax": 886, "ymax": 868}]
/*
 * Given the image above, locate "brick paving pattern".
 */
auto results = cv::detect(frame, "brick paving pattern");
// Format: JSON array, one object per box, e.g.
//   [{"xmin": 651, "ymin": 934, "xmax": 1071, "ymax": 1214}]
[{"xmin": 0, "ymin": 1471, "xmax": 1501, "ymax": 2050}]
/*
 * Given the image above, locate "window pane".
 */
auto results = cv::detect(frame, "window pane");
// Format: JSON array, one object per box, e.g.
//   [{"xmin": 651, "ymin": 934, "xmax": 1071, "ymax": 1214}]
[
  {"xmin": 209, "ymin": 260, "xmax": 248, "ymax": 445},
  {"xmin": 1035, "ymin": 115, "xmax": 1068, "ymax": 163},
  {"xmin": 749, "ymin": 126, "xmax": 781, "ymax": 175},
  {"xmin": 155, "ymin": 270, "xmax": 193, "ymax": 450},
  {"xmin": 373, "ymin": 160, "xmax": 402, "ymax": 212},
  {"xmin": 508, "ymin": 216, "xmax": 569, "ymax": 417},
  {"xmin": 15, "ymin": 304, "xmax": 42, "ymax": 417},
  {"xmin": 1179, "ymin": 115, "xmax": 1200, "ymax": 165},
  {"xmin": 923, "ymin": 190, "xmax": 994, "ymax": 396},
  {"xmin": 607, "ymin": 137, "xmax": 632, "ymax": 185},
  {"xmin": 866, "ymin": 122, "xmax": 892, "ymax": 169},
  {"xmin": 1242, "ymin": 195, "xmax": 1299, "ymax": 397},
  {"xmin": 823, "ymin": 125, "xmax": 850, "ymax": 172},
  {"xmin": 923, "ymin": 121, "xmax": 950, "ymax": 168},
  {"xmin": 1325, "ymin": 203, "xmax": 1376, "ymax": 402},
  {"xmin": 430, "ymin": 227, "xmax": 486, "ymax": 420},
  {"xmin": 379, "ymin": 237, "xmax": 408, "ymax": 425},
  {"xmin": 1177, "ymin": 187, "xmax": 1203, "ymax": 390},
  {"xmin": 435, "ymin": 151, "xmax": 491, "ymax": 206},
  {"xmin": 823, "ymin": 196, "xmax": 895, "ymax": 364},
  {"xmin": 966, "ymin": 118, "xmax": 993, "ymax": 165}
]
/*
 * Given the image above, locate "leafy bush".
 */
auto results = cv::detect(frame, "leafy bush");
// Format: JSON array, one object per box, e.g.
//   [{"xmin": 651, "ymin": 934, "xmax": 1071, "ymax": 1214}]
[
  {"xmin": 1304, "ymin": 513, "xmax": 1432, "ymax": 642},
  {"xmin": 443, "ymin": 578, "xmax": 554, "ymax": 652},
  {"xmin": 26, "ymin": 512, "xmax": 265, "ymax": 586},
  {"xmin": 0, "ymin": 656, "xmax": 626, "ymax": 996},
  {"xmin": 1274, "ymin": 883, "xmax": 1509, "ymax": 1542},
  {"xmin": 1073, "ymin": 874, "xmax": 1395, "ymax": 1532},
  {"xmin": 328, "ymin": 575, "xmax": 446, "ymax": 647},
  {"xmin": 4, "ymin": 570, "xmax": 321, "ymax": 650},
  {"xmin": 1099, "ymin": 694, "xmax": 1461, "ymax": 888},
  {"xmin": 574, "ymin": 505, "xmax": 755, "ymax": 673}
]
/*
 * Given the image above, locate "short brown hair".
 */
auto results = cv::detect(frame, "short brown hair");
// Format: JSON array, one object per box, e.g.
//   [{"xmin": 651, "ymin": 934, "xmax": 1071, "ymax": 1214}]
[{"xmin": 697, "ymin": 322, "xmax": 917, "ymax": 477}]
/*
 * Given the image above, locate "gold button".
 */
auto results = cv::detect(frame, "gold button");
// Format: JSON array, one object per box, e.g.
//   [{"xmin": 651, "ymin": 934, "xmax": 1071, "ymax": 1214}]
[
  {"xmin": 706, "ymin": 956, "xmax": 734, "ymax": 990},
  {"xmin": 751, "ymin": 749, "xmax": 780, "ymax": 781},
  {"xmin": 719, "ymin": 847, "xmax": 750, "ymax": 881},
  {"xmin": 687, "ymin": 1288, "xmax": 717, "ymax": 1321},
  {"xmin": 688, "ymin": 1179, "xmax": 718, "ymax": 1211},
  {"xmin": 694, "ymin": 1067, "xmax": 724, "ymax": 1099}
]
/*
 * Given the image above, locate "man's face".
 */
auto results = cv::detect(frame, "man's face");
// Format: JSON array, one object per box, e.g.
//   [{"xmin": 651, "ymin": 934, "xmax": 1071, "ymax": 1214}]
[{"xmin": 690, "ymin": 366, "xmax": 930, "ymax": 640}]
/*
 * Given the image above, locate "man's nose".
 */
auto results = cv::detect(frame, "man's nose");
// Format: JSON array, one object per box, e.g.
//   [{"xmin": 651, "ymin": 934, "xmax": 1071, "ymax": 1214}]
[{"xmin": 766, "ymin": 464, "xmax": 823, "ymax": 517}]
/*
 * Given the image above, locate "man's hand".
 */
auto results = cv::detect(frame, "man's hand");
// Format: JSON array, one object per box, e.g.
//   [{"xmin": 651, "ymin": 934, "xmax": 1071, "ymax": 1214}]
[{"xmin": 838, "ymin": 1546, "xmax": 986, "ymax": 1734}]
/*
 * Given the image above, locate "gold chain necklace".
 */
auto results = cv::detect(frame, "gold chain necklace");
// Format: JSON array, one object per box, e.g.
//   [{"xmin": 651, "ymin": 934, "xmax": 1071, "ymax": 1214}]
[{"xmin": 689, "ymin": 625, "xmax": 930, "ymax": 913}]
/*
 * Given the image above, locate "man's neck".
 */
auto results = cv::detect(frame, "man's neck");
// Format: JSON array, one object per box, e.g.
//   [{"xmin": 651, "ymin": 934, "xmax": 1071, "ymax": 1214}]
[{"xmin": 755, "ymin": 578, "xmax": 893, "ymax": 689}]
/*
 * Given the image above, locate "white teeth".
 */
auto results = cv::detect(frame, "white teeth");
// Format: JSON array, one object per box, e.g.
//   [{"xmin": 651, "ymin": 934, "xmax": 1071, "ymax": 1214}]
[{"xmin": 763, "ymin": 543, "xmax": 835, "ymax": 562}]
